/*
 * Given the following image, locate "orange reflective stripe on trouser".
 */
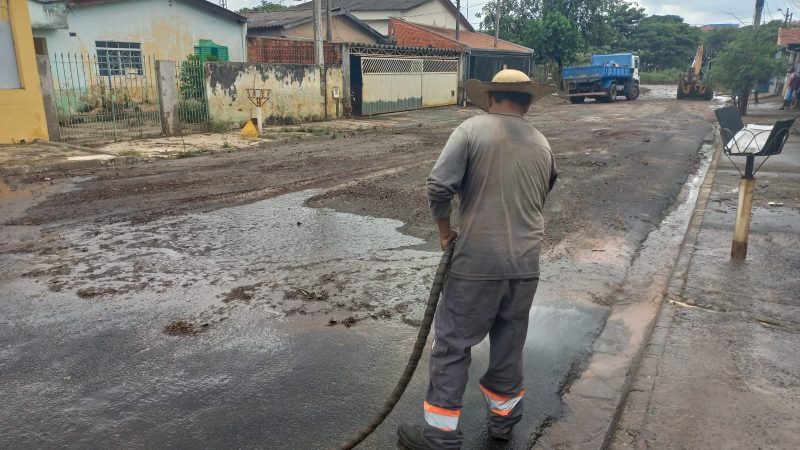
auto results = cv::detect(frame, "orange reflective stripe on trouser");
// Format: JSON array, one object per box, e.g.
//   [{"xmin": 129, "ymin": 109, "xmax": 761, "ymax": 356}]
[
  {"xmin": 479, "ymin": 385, "xmax": 524, "ymax": 417},
  {"xmin": 423, "ymin": 401, "xmax": 460, "ymax": 431}
]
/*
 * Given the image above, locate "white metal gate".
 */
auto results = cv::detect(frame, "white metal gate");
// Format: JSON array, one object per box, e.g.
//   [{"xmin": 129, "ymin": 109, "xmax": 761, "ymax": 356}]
[{"xmin": 360, "ymin": 57, "xmax": 458, "ymax": 115}]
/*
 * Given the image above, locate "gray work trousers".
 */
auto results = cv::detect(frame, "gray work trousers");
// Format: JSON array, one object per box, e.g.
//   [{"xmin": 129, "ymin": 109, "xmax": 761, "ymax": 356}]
[{"xmin": 422, "ymin": 276, "xmax": 539, "ymax": 449}]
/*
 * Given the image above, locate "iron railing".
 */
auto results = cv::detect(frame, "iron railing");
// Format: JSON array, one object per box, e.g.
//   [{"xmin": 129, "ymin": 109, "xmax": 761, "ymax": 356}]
[
  {"xmin": 177, "ymin": 57, "xmax": 210, "ymax": 133},
  {"xmin": 51, "ymin": 53, "xmax": 162, "ymax": 145}
]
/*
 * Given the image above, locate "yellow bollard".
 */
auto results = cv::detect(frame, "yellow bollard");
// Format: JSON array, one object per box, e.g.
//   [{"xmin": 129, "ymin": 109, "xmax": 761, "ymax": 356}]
[{"xmin": 240, "ymin": 119, "xmax": 259, "ymax": 139}]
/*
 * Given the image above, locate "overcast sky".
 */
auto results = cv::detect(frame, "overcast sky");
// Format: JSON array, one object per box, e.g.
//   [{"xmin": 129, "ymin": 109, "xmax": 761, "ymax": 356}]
[{"xmin": 225, "ymin": 0, "xmax": 787, "ymax": 28}]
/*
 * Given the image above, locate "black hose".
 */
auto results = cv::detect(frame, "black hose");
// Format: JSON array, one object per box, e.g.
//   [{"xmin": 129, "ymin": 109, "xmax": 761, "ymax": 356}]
[{"xmin": 335, "ymin": 242, "xmax": 455, "ymax": 450}]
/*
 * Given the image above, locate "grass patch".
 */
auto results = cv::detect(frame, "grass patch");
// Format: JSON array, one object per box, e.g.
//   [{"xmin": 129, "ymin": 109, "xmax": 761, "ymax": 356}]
[
  {"xmin": 117, "ymin": 150, "xmax": 146, "ymax": 158},
  {"xmin": 640, "ymin": 69, "xmax": 683, "ymax": 85},
  {"xmin": 175, "ymin": 150, "xmax": 204, "ymax": 158},
  {"xmin": 208, "ymin": 120, "xmax": 233, "ymax": 134}
]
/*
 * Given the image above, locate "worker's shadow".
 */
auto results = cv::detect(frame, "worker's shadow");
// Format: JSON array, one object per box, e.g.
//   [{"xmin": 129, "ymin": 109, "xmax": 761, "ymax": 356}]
[{"xmin": 396, "ymin": 430, "xmax": 517, "ymax": 449}]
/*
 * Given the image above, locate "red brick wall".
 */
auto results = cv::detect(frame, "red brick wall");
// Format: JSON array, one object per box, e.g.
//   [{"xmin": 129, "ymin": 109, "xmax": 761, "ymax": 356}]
[
  {"xmin": 388, "ymin": 18, "xmax": 464, "ymax": 50},
  {"xmin": 248, "ymin": 37, "xmax": 342, "ymax": 65}
]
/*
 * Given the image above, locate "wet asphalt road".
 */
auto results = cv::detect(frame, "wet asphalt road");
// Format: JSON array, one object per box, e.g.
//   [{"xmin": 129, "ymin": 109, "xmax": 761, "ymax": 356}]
[{"xmin": 1, "ymin": 88, "xmax": 719, "ymax": 448}]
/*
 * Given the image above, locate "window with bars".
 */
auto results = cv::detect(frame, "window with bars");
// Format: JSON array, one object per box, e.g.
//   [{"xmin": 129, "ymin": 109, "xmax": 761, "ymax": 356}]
[{"xmin": 96, "ymin": 41, "xmax": 143, "ymax": 76}]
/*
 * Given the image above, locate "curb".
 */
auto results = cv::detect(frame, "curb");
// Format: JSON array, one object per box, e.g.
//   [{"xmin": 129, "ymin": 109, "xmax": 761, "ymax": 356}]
[
  {"xmin": 534, "ymin": 127, "xmax": 722, "ymax": 449},
  {"xmin": 600, "ymin": 131, "xmax": 723, "ymax": 448}
]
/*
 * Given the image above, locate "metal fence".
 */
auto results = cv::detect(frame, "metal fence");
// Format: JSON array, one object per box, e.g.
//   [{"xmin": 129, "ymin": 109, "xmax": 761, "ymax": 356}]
[
  {"xmin": 51, "ymin": 53, "xmax": 162, "ymax": 145},
  {"xmin": 176, "ymin": 57, "xmax": 210, "ymax": 133}
]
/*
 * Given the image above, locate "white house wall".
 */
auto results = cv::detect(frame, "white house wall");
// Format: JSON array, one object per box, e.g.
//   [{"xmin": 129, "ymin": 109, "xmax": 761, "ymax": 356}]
[
  {"xmin": 349, "ymin": 10, "xmax": 402, "ymax": 35},
  {"xmin": 32, "ymin": 0, "xmax": 246, "ymax": 62},
  {"xmin": 349, "ymin": 0, "xmax": 467, "ymax": 36},
  {"xmin": 403, "ymin": 0, "xmax": 463, "ymax": 30}
]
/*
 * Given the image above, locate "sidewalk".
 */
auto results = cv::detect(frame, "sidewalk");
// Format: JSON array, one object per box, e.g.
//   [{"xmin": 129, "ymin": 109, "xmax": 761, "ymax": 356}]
[
  {"xmin": 0, "ymin": 106, "xmax": 479, "ymax": 176},
  {"xmin": 610, "ymin": 105, "xmax": 800, "ymax": 448}
]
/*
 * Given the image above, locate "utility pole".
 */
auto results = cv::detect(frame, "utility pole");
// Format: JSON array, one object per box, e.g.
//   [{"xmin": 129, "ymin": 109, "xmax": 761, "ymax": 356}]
[
  {"xmin": 455, "ymin": 0, "xmax": 461, "ymax": 40},
  {"xmin": 494, "ymin": 0, "xmax": 501, "ymax": 48},
  {"xmin": 313, "ymin": 0, "xmax": 327, "ymax": 118},
  {"xmin": 326, "ymin": 0, "xmax": 333, "ymax": 42},
  {"xmin": 754, "ymin": 0, "xmax": 764, "ymax": 31},
  {"xmin": 313, "ymin": 0, "xmax": 324, "ymax": 66}
]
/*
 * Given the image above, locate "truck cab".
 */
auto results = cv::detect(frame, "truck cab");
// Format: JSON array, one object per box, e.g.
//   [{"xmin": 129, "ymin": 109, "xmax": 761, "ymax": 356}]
[{"xmin": 563, "ymin": 53, "xmax": 641, "ymax": 103}]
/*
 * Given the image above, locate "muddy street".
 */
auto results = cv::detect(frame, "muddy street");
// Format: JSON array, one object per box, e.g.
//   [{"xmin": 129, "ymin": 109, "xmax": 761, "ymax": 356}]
[{"xmin": 1, "ymin": 89, "xmax": 719, "ymax": 448}]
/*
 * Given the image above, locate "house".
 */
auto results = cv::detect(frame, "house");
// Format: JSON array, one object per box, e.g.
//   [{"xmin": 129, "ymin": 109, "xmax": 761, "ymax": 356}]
[
  {"xmin": 28, "ymin": 0, "xmax": 248, "ymax": 62},
  {"xmin": 777, "ymin": 27, "xmax": 800, "ymax": 94},
  {"xmin": 1, "ymin": 0, "xmax": 49, "ymax": 143},
  {"xmin": 291, "ymin": 0, "xmax": 473, "ymax": 36},
  {"xmin": 245, "ymin": 8, "xmax": 385, "ymax": 44},
  {"xmin": 389, "ymin": 18, "xmax": 534, "ymax": 81}
]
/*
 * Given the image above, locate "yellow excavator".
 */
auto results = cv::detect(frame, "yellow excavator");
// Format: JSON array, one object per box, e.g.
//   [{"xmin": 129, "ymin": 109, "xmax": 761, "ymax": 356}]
[{"xmin": 678, "ymin": 45, "xmax": 714, "ymax": 100}]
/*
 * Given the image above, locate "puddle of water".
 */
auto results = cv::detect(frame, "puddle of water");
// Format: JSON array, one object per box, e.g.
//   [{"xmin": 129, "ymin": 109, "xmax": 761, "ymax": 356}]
[
  {"xmin": 20, "ymin": 189, "xmax": 437, "ymax": 323},
  {"xmin": 0, "ymin": 178, "xmax": 32, "ymax": 201}
]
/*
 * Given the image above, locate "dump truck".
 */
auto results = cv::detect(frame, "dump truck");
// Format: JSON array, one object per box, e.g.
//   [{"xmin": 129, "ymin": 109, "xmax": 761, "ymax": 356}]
[
  {"xmin": 562, "ymin": 53, "xmax": 641, "ymax": 104},
  {"xmin": 677, "ymin": 45, "xmax": 714, "ymax": 100}
]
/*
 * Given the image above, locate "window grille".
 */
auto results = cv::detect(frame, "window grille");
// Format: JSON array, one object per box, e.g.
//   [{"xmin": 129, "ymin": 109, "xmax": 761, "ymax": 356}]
[
  {"xmin": 362, "ymin": 58, "xmax": 423, "ymax": 74},
  {"xmin": 423, "ymin": 59, "xmax": 458, "ymax": 73},
  {"xmin": 95, "ymin": 41, "xmax": 143, "ymax": 76}
]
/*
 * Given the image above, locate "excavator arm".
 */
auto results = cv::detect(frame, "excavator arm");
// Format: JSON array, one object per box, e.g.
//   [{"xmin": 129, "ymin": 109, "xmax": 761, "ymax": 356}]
[{"xmin": 692, "ymin": 45, "xmax": 705, "ymax": 76}]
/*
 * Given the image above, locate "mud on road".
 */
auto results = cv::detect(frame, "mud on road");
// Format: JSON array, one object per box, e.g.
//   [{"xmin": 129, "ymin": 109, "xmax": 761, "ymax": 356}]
[
  {"xmin": 1, "ymin": 94, "xmax": 717, "ymax": 321},
  {"xmin": 0, "ymin": 90, "xmax": 720, "ymax": 448}
]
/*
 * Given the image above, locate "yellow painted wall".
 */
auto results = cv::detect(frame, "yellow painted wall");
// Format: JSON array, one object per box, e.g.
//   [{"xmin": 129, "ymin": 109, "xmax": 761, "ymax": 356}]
[{"xmin": 0, "ymin": 0, "xmax": 48, "ymax": 143}]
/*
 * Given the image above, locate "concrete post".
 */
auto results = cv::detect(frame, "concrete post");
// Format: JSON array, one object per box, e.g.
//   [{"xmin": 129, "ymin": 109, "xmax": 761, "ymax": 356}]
[
  {"xmin": 156, "ymin": 60, "xmax": 181, "ymax": 137},
  {"xmin": 342, "ymin": 44, "xmax": 351, "ymax": 116},
  {"xmin": 36, "ymin": 55, "xmax": 60, "ymax": 142}
]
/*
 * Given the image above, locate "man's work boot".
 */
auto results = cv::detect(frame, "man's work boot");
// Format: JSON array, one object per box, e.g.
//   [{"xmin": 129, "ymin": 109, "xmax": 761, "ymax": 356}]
[
  {"xmin": 489, "ymin": 426, "xmax": 513, "ymax": 441},
  {"xmin": 398, "ymin": 424, "xmax": 437, "ymax": 450}
]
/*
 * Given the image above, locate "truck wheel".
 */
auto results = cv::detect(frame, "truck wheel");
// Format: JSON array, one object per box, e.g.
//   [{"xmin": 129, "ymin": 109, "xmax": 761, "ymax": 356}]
[
  {"xmin": 704, "ymin": 88, "xmax": 714, "ymax": 101},
  {"xmin": 605, "ymin": 83, "xmax": 617, "ymax": 103},
  {"xmin": 569, "ymin": 96, "xmax": 585, "ymax": 104},
  {"xmin": 677, "ymin": 84, "xmax": 685, "ymax": 100},
  {"xmin": 626, "ymin": 84, "xmax": 640, "ymax": 101}
]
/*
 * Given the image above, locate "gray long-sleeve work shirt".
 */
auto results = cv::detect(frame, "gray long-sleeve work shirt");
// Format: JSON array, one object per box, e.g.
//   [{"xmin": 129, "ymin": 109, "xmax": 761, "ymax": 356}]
[{"xmin": 427, "ymin": 113, "xmax": 557, "ymax": 280}]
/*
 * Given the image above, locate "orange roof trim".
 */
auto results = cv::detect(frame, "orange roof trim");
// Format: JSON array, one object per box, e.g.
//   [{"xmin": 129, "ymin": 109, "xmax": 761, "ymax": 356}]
[
  {"xmin": 393, "ymin": 19, "xmax": 532, "ymax": 53},
  {"xmin": 778, "ymin": 27, "xmax": 800, "ymax": 46}
]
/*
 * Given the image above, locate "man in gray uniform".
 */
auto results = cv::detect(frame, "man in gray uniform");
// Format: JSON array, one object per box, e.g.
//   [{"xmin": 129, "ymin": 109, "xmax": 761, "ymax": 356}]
[{"xmin": 398, "ymin": 69, "xmax": 558, "ymax": 450}]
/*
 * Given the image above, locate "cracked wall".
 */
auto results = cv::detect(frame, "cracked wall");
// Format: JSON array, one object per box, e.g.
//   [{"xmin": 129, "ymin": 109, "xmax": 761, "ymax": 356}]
[{"xmin": 205, "ymin": 62, "xmax": 344, "ymax": 124}]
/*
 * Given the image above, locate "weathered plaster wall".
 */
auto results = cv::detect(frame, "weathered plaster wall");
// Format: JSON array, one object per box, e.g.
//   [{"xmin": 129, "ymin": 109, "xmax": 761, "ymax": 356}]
[
  {"xmin": 1, "ymin": 0, "xmax": 48, "ymax": 143},
  {"xmin": 205, "ymin": 62, "xmax": 344, "ymax": 124},
  {"xmin": 32, "ymin": 0, "xmax": 246, "ymax": 62}
]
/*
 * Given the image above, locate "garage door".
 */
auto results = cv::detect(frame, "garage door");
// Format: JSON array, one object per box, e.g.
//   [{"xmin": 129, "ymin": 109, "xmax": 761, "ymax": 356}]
[
  {"xmin": 422, "ymin": 59, "xmax": 459, "ymax": 107},
  {"xmin": 361, "ymin": 57, "xmax": 458, "ymax": 115}
]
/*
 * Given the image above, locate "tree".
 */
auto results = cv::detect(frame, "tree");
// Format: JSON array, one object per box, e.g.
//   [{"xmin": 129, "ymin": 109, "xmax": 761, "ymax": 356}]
[
  {"xmin": 702, "ymin": 27, "xmax": 739, "ymax": 58},
  {"xmin": 523, "ymin": 11, "xmax": 584, "ymax": 85},
  {"xmin": 625, "ymin": 15, "xmax": 701, "ymax": 70},
  {"xmin": 478, "ymin": 0, "xmax": 651, "ymax": 53},
  {"xmin": 237, "ymin": 1, "xmax": 286, "ymax": 14},
  {"xmin": 707, "ymin": 25, "xmax": 785, "ymax": 115},
  {"xmin": 598, "ymin": 1, "xmax": 646, "ymax": 51}
]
